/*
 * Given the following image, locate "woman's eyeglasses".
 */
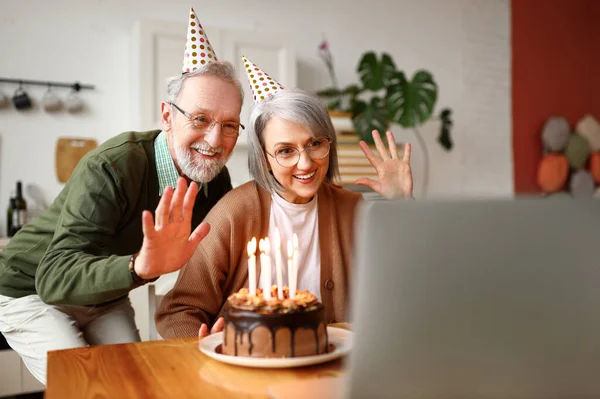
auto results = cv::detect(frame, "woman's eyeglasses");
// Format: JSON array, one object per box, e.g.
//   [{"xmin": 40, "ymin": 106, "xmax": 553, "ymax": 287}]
[{"xmin": 266, "ymin": 138, "xmax": 331, "ymax": 167}]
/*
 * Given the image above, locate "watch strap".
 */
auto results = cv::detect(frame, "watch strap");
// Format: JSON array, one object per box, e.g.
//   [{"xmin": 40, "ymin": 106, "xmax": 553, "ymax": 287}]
[{"xmin": 128, "ymin": 255, "xmax": 158, "ymax": 285}]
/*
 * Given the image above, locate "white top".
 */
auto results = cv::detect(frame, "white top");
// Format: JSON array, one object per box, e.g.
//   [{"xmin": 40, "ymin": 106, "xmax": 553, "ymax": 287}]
[{"xmin": 258, "ymin": 192, "xmax": 321, "ymax": 301}]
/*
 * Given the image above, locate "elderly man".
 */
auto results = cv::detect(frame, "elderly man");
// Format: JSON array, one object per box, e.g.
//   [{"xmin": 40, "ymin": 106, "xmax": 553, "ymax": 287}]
[{"xmin": 0, "ymin": 8, "xmax": 243, "ymax": 384}]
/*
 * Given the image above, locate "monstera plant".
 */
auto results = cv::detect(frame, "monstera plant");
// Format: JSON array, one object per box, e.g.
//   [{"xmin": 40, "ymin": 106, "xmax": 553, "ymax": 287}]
[{"xmin": 317, "ymin": 50, "xmax": 453, "ymax": 197}]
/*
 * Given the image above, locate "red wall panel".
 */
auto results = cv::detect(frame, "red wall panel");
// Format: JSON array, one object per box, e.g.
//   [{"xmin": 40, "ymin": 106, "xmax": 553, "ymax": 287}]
[{"xmin": 512, "ymin": 0, "xmax": 600, "ymax": 193}]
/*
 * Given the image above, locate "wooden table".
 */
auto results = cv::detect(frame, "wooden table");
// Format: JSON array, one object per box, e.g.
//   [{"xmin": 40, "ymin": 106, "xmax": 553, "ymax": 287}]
[{"xmin": 46, "ymin": 324, "xmax": 349, "ymax": 398}]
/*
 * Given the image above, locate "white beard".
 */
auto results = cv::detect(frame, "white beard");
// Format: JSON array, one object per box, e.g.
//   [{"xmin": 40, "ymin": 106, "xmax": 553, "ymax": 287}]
[{"xmin": 174, "ymin": 141, "xmax": 228, "ymax": 183}]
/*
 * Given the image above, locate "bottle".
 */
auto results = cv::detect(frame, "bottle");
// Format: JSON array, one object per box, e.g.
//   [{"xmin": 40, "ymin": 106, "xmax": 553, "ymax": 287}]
[
  {"xmin": 12, "ymin": 181, "xmax": 27, "ymax": 235},
  {"xmin": 6, "ymin": 196, "xmax": 15, "ymax": 237}
]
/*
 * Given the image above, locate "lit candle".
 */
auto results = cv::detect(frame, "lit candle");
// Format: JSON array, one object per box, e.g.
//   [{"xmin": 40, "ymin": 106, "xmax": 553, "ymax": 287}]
[
  {"xmin": 293, "ymin": 233, "xmax": 299, "ymax": 298},
  {"xmin": 274, "ymin": 227, "xmax": 284, "ymax": 299},
  {"xmin": 287, "ymin": 239, "xmax": 295, "ymax": 299},
  {"xmin": 260, "ymin": 238, "xmax": 271, "ymax": 300},
  {"xmin": 247, "ymin": 237, "xmax": 257, "ymax": 296},
  {"xmin": 264, "ymin": 238, "xmax": 271, "ymax": 299}
]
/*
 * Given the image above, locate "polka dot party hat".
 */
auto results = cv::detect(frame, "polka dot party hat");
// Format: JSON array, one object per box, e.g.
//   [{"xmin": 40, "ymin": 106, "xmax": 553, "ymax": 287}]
[
  {"xmin": 241, "ymin": 55, "xmax": 285, "ymax": 104},
  {"xmin": 182, "ymin": 7, "xmax": 217, "ymax": 73}
]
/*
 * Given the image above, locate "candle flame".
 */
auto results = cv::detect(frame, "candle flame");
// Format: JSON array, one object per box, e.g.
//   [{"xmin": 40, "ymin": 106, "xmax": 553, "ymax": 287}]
[
  {"xmin": 259, "ymin": 238, "xmax": 264, "ymax": 253},
  {"xmin": 247, "ymin": 237, "xmax": 257, "ymax": 256},
  {"xmin": 264, "ymin": 237, "xmax": 270, "ymax": 254}
]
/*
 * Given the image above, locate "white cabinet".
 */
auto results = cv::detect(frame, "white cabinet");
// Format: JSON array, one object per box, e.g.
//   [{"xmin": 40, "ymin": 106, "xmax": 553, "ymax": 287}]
[
  {"xmin": 0, "ymin": 350, "xmax": 21, "ymax": 396},
  {"xmin": 21, "ymin": 360, "xmax": 45, "ymax": 393},
  {"xmin": 0, "ymin": 243, "xmax": 44, "ymax": 395},
  {"xmin": 0, "ymin": 349, "xmax": 44, "ymax": 396}
]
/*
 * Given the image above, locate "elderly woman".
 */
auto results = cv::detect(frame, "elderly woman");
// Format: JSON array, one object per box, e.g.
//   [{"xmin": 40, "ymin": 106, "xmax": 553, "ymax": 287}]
[{"xmin": 155, "ymin": 58, "xmax": 413, "ymax": 339}]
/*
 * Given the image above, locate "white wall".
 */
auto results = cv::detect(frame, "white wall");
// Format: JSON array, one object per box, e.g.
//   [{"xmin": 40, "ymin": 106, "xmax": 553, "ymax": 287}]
[{"xmin": 0, "ymin": 0, "xmax": 513, "ymax": 233}]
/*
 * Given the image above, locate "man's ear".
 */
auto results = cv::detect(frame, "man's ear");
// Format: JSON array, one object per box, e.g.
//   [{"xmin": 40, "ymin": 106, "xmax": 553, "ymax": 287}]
[{"xmin": 160, "ymin": 101, "xmax": 172, "ymax": 132}]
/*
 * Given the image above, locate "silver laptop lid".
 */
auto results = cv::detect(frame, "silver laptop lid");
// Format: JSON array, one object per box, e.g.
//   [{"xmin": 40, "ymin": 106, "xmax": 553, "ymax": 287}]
[{"xmin": 346, "ymin": 199, "xmax": 600, "ymax": 399}]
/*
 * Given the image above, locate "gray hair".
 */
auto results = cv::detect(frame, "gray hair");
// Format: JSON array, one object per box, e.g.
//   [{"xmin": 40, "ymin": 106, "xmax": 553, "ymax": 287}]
[
  {"xmin": 247, "ymin": 88, "xmax": 339, "ymax": 194},
  {"xmin": 166, "ymin": 61, "xmax": 244, "ymax": 104}
]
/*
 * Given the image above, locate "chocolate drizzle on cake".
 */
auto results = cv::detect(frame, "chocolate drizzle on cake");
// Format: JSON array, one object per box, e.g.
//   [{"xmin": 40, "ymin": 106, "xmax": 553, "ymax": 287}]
[
  {"xmin": 225, "ymin": 304, "xmax": 326, "ymax": 357},
  {"xmin": 248, "ymin": 329, "xmax": 254, "ymax": 356},
  {"xmin": 221, "ymin": 286, "xmax": 329, "ymax": 358}
]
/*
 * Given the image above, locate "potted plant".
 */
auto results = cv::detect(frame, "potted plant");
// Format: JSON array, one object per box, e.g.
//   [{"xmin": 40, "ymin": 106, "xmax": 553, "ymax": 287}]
[{"xmin": 317, "ymin": 41, "xmax": 453, "ymax": 197}]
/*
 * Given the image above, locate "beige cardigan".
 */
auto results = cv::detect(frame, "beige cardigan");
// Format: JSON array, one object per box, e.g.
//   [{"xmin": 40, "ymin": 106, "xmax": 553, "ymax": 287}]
[{"xmin": 155, "ymin": 181, "xmax": 362, "ymax": 338}]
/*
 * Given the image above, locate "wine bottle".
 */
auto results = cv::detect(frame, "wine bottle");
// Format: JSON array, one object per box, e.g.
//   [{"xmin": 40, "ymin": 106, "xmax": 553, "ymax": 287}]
[
  {"xmin": 12, "ymin": 181, "xmax": 27, "ymax": 234},
  {"xmin": 6, "ymin": 196, "xmax": 15, "ymax": 237}
]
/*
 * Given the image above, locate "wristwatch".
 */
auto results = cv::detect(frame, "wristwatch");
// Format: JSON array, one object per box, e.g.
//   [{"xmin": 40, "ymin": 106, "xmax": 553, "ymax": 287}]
[{"xmin": 128, "ymin": 254, "xmax": 158, "ymax": 285}]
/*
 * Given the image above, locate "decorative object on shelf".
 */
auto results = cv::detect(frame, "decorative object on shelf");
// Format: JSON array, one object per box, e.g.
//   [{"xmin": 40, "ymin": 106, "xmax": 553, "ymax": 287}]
[
  {"xmin": 542, "ymin": 116, "xmax": 570, "ymax": 152},
  {"xmin": 536, "ymin": 114, "xmax": 600, "ymax": 198},
  {"xmin": 564, "ymin": 133, "xmax": 591, "ymax": 169},
  {"xmin": 536, "ymin": 153, "xmax": 569, "ymax": 193},
  {"xmin": 576, "ymin": 114, "xmax": 600, "ymax": 151},
  {"xmin": 569, "ymin": 170, "xmax": 595, "ymax": 198},
  {"xmin": 315, "ymin": 40, "xmax": 453, "ymax": 197},
  {"xmin": 0, "ymin": 77, "xmax": 94, "ymax": 113}
]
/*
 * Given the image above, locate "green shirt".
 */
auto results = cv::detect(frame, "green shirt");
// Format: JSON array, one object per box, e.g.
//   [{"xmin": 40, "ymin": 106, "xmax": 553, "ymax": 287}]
[{"xmin": 0, "ymin": 130, "xmax": 232, "ymax": 305}]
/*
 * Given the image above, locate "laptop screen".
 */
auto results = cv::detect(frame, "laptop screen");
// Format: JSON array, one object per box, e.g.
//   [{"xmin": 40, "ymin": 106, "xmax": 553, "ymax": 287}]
[{"xmin": 346, "ymin": 199, "xmax": 600, "ymax": 398}]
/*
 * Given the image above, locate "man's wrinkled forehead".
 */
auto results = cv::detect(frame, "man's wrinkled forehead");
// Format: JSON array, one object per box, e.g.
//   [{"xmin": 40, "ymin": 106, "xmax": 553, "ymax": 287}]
[{"xmin": 178, "ymin": 79, "xmax": 241, "ymax": 120}]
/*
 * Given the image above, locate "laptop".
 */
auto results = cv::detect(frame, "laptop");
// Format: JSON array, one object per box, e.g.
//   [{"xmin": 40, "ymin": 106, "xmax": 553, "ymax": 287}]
[{"xmin": 344, "ymin": 198, "xmax": 600, "ymax": 398}]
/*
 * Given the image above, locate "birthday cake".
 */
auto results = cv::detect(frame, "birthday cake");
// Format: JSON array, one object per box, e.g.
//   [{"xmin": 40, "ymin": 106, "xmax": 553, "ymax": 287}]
[{"xmin": 222, "ymin": 286, "xmax": 329, "ymax": 358}]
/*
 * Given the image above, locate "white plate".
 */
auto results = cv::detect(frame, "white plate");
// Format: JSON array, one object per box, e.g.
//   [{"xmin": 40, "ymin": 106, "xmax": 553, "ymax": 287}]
[{"xmin": 198, "ymin": 326, "xmax": 352, "ymax": 368}]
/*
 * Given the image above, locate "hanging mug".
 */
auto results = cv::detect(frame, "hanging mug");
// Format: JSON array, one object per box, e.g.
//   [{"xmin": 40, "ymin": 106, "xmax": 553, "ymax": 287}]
[
  {"xmin": 65, "ymin": 88, "xmax": 84, "ymax": 113},
  {"xmin": 12, "ymin": 85, "xmax": 32, "ymax": 110},
  {"xmin": 0, "ymin": 90, "xmax": 9, "ymax": 109},
  {"xmin": 42, "ymin": 85, "xmax": 62, "ymax": 113}
]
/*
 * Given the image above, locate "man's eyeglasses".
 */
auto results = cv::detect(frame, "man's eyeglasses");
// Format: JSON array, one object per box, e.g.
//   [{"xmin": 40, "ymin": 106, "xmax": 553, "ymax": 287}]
[
  {"xmin": 266, "ymin": 138, "xmax": 331, "ymax": 168},
  {"xmin": 170, "ymin": 102, "xmax": 245, "ymax": 138}
]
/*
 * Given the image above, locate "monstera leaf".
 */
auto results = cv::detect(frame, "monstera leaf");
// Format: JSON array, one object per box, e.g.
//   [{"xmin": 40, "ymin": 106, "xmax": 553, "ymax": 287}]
[
  {"xmin": 343, "ymin": 84, "xmax": 362, "ymax": 97},
  {"xmin": 351, "ymin": 97, "xmax": 390, "ymax": 143},
  {"xmin": 357, "ymin": 52, "xmax": 397, "ymax": 91},
  {"xmin": 316, "ymin": 84, "xmax": 363, "ymax": 111},
  {"xmin": 386, "ymin": 70, "xmax": 437, "ymax": 128},
  {"xmin": 316, "ymin": 87, "xmax": 342, "ymax": 98}
]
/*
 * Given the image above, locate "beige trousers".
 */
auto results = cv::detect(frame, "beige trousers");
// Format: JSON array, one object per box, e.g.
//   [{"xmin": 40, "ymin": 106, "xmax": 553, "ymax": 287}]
[{"xmin": 0, "ymin": 293, "xmax": 140, "ymax": 385}]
